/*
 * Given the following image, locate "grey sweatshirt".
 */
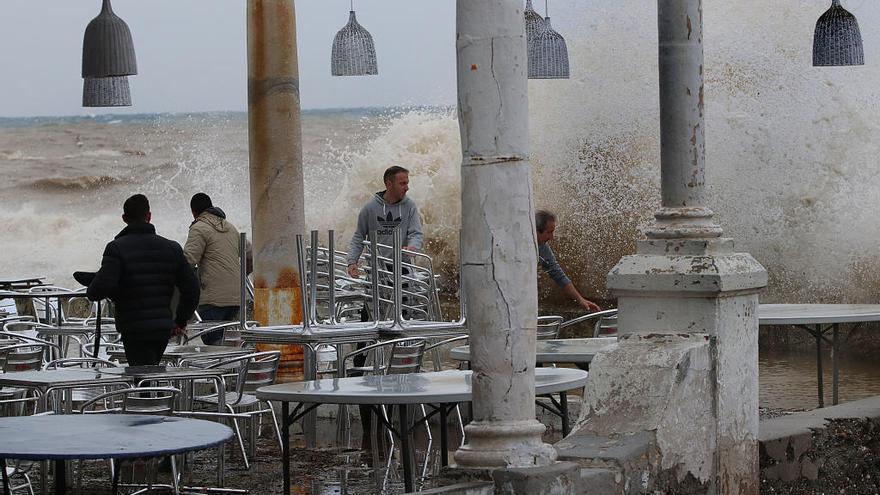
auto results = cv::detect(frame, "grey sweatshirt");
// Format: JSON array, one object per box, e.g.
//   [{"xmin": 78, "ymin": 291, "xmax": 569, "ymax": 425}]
[
  {"xmin": 538, "ymin": 242, "xmax": 571, "ymax": 288},
  {"xmin": 346, "ymin": 192, "xmax": 424, "ymax": 265}
]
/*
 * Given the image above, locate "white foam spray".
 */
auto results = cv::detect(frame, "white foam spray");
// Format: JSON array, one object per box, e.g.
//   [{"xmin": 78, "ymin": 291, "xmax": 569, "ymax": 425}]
[{"xmin": 4, "ymin": 0, "xmax": 880, "ymax": 305}]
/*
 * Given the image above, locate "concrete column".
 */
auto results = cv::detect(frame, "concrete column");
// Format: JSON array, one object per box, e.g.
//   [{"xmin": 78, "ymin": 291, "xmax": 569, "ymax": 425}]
[
  {"xmin": 651, "ymin": 0, "xmax": 722, "ymax": 240},
  {"xmin": 246, "ymin": 0, "xmax": 306, "ymax": 372},
  {"xmin": 452, "ymin": 0, "xmax": 556, "ymax": 469},
  {"xmin": 566, "ymin": 0, "xmax": 767, "ymax": 492}
]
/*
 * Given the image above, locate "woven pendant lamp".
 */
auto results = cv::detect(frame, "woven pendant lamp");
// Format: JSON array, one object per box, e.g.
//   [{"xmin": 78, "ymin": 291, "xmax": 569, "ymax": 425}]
[
  {"xmin": 82, "ymin": 0, "xmax": 137, "ymax": 106},
  {"xmin": 813, "ymin": 0, "xmax": 864, "ymax": 67},
  {"xmin": 331, "ymin": 0, "xmax": 378, "ymax": 76},
  {"xmin": 528, "ymin": 1, "xmax": 569, "ymax": 79},
  {"xmin": 524, "ymin": 0, "xmax": 545, "ymax": 46}
]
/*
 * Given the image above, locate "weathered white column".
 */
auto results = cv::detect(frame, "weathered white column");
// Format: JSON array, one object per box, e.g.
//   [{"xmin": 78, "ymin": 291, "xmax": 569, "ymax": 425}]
[
  {"xmin": 247, "ymin": 0, "xmax": 306, "ymax": 373},
  {"xmin": 564, "ymin": 0, "xmax": 767, "ymax": 492},
  {"xmin": 453, "ymin": 0, "xmax": 556, "ymax": 469}
]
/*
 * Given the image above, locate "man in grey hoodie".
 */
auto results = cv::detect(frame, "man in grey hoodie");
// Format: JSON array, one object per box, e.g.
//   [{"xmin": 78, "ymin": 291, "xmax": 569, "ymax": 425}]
[
  {"xmin": 346, "ymin": 166, "xmax": 424, "ymax": 277},
  {"xmin": 536, "ymin": 210, "xmax": 601, "ymax": 313},
  {"xmin": 346, "ymin": 166, "xmax": 423, "ymax": 451}
]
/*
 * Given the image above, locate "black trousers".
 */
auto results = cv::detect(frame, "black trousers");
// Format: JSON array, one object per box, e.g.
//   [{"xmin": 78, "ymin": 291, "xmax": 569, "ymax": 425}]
[
  {"xmin": 121, "ymin": 336, "xmax": 169, "ymax": 366},
  {"xmin": 197, "ymin": 305, "xmax": 241, "ymax": 345}
]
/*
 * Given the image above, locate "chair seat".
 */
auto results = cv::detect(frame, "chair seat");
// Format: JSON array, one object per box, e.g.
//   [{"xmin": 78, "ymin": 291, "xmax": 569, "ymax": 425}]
[{"xmin": 194, "ymin": 392, "xmax": 260, "ymax": 408}]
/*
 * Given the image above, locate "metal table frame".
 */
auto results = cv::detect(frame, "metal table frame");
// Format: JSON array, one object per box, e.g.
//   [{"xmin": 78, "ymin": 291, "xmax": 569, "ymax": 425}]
[
  {"xmin": 81, "ymin": 366, "xmax": 231, "ymax": 486},
  {"xmin": 258, "ymin": 368, "xmax": 589, "ymax": 493},
  {"xmin": 759, "ymin": 303, "xmax": 880, "ymax": 408}
]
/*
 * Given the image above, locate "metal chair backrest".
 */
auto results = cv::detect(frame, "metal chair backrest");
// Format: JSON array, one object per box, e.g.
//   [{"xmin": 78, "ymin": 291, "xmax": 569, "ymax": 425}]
[
  {"xmin": 1, "ymin": 343, "xmax": 48, "ymax": 372},
  {"xmin": 28, "ymin": 286, "xmax": 73, "ymax": 324},
  {"xmin": 183, "ymin": 321, "xmax": 254, "ymax": 347},
  {"xmin": 81, "ymin": 342, "xmax": 126, "ymax": 362},
  {"xmin": 0, "ymin": 316, "xmax": 34, "ymax": 325},
  {"xmin": 241, "ymin": 351, "xmax": 281, "ymax": 393},
  {"xmin": 537, "ymin": 315, "xmax": 564, "ymax": 340},
  {"xmin": 45, "ymin": 357, "xmax": 118, "ymax": 370},
  {"xmin": 3, "ymin": 321, "xmax": 54, "ymax": 335},
  {"xmin": 208, "ymin": 351, "xmax": 281, "ymax": 402},
  {"xmin": 593, "ymin": 315, "xmax": 619, "ymax": 338},
  {"xmin": 423, "ymin": 335, "xmax": 468, "ymax": 372},
  {"xmin": 386, "ymin": 338, "xmax": 427, "ymax": 375},
  {"xmin": 79, "ymin": 387, "xmax": 180, "ymax": 415}
]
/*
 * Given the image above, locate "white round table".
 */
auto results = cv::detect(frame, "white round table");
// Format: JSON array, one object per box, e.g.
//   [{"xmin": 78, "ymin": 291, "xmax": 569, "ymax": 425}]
[
  {"xmin": 449, "ymin": 337, "xmax": 617, "ymax": 366},
  {"xmin": 257, "ymin": 367, "xmax": 588, "ymax": 493}
]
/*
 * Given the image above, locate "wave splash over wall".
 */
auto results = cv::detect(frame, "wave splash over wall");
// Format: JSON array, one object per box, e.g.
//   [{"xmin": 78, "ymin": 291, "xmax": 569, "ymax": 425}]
[{"xmin": 4, "ymin": 0, "xmax": 880, "ymax": 306}]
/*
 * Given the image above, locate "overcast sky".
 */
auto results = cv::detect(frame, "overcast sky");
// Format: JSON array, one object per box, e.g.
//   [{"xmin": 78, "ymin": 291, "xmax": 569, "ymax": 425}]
[{"xmin": 0, "ymin": 0, "xmax": 457, "ymax": 117}]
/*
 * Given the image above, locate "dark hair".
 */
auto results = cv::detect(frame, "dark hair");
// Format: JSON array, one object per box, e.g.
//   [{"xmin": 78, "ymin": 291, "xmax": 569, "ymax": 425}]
[
  {"xmin": 535, "ymin": 210, "xmax": 557, "ymax": 233},
  {"xmin": 190, "ymin": 192, "xmax": 213, "ymax": 215},
  {"xmin": 123, "ymin": 194, "xmax": 150, "ymax": 223},
  {"xmin": 383, "ymin": 166, "xmax": 409, "ymax": 184}
]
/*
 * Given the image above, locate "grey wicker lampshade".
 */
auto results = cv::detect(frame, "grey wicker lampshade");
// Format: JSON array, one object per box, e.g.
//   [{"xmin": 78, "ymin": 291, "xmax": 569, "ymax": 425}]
[
  {"xmin": 528, "ymin": 17, "xmax": 570, "ymax": 79},
  {"xmin": 83, "ymin": 76, "xmax": 132, "ymax": 107},
  {"xmin": 331, "ymin": 10, "xmax": 378, "ymax": 76},
  {"xmin": 524, "ymin": 0, "xmax": 545, "ymax": 45},
  {"xmin": 813, "ymin": 0, "xmax": 864, "ymax": 67},
  {"xmin": 82, "ymin": 0, "xmax": 137, "ymax": 106}
]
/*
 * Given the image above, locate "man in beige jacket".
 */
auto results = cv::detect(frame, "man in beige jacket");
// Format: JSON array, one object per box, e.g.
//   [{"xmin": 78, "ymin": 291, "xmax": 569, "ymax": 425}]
[{"xmin": 184, "ymin": 193, "xmax": 251, "ymax": 345}]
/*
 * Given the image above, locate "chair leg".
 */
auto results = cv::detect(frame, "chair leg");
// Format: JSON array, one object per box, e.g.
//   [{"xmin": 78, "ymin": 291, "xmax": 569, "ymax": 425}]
[
  {"xmin": 170, "ymin": 455, "xmax": 180, "ymax": 495},
  {"xmin": 419, "ymin": 404, "xmax": 432, "ymax": 441},
  {"xmin": 455, "ymin": 404, "xmax": 466, "ymax": 444},
  {"xmin": 266, "ymin": 401, "xmax": 284, "ymax": 452},
  {"xmin": 380, "ymin": 405, "xmax": 394, "ymax": 447},
  {"xmin": 248, "ymin": 412, "xmax": 258, "ymax": 461},
  {"xmin": 229, "ymin": 412, "xmax": 250, "ymax": 469},
  {"xmin": 24, "ymin": 473, "xmax": 35, "ymax": 495}
]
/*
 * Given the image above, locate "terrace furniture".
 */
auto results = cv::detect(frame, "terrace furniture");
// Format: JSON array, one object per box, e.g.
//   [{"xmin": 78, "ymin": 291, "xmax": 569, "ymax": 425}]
[
  {"xmin": 106, "ymin": 345, "xmax": 251, "ymax": 367},
  {"xmin": 450, "ymin": 337, "xmax": 617, "ymax": 369},
  {"xmin": 78, "ymin": 387, "xmax": 182, "ymax": 493},
  {"xmin": 0, "ymin": 414, "xmax": 231, "ymax": 495},
  {"xmin": 96, "ymin": 365, "xmax": 233, "ymax": 485},
  {"xmin": 0, "ymin": 369, "xmax": 132, "ymax": 414},
  {"xmin": 536, "ymin": 315, "xmax": 564, "ymax": 340},
  {"xmin": 758, "ymin": 303, "xmax": 880, "ymax": 407},
  {"xmin": 558, "ymin": 308, "xmax": 620, "ymax": 338},
  {"xmin": 257, "ymin": 367, "xmax": 590, "ymax": 493},
  {"xmin": 190, "ymin": 351, "xmax": 283, "ymax": 469}
]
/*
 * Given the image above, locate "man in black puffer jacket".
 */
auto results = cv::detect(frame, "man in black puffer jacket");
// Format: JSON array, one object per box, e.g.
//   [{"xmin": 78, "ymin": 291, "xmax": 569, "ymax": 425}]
[{"xmin": 88, "ymin": 194, "xmax": 200, "ymax": 365}]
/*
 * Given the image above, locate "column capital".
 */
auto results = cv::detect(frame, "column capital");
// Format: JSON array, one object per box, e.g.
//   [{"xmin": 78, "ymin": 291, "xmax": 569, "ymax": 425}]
[{"xmin": 607, "ymin": 239, "xmax": 767, "ymax": 296}]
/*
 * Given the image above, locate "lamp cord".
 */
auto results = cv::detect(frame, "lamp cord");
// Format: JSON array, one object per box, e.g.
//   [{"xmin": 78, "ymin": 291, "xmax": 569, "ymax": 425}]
[{"xmin": 545, "ymin": 0, "xmax": 549, "ymax": 17}]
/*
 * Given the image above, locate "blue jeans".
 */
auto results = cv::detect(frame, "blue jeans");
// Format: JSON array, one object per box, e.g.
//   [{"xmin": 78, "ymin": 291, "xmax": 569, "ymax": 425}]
[{"xmin": 197, "ymin": 305, "xmax": 240, "ymax": 345}]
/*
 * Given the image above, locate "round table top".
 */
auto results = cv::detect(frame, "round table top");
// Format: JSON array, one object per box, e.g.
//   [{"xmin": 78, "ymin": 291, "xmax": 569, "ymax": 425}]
[
  {"xmin": 244, "ymin": 325, "xmax": 380, "ymax": 344},
  {"xmin": 758, "ymin": 304, "xmax": 880, "ymax": 325},
  {"xmin": 106, "ymin": 345, "xmax": 249, "ymax": 358},
  {"xmin": 449, "ymin": 338, "xmax": 617, "ymax": 364},
  {"xmin": 256, "ymin": 367, "xmax": 589, "ymax": 405},
  {"xmin": 0, "ymin": 414, "xmax": 232, "ymax": 461},
  {"xmin": 0, "ymin": 290, "xmax": 82, "ymax": 299}
]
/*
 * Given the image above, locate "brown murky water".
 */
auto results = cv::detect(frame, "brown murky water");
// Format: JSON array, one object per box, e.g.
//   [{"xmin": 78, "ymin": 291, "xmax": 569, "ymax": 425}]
[{"xmin": 759, "ymin": 348, "xmax": 880, "ymax": 410}]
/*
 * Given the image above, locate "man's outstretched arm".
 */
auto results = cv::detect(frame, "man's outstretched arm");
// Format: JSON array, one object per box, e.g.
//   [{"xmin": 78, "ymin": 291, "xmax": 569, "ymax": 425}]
[{"xmin": 560, "ymin": 282, "xmax": 600, "ymax": 313}]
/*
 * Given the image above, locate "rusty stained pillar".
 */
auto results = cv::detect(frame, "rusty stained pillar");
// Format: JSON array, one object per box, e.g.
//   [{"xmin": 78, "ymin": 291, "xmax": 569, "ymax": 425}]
[{"xmin": 247, "ymin": 0, "xmax": 305, "ymax": 377}]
